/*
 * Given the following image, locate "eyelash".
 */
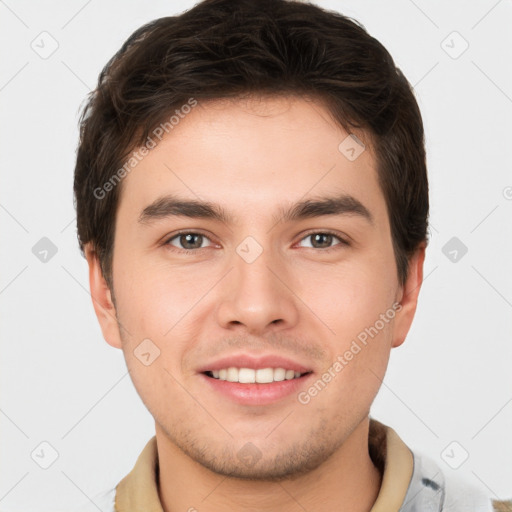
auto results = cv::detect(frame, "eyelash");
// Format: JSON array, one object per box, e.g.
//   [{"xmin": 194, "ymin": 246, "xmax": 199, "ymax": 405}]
[{"xmin": 162, "ymin": 229, "xmax": 350, "ymax": 254}]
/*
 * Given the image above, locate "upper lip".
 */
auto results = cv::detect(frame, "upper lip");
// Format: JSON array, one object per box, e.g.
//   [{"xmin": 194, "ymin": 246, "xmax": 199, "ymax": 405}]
[{"xmin": 197, "ymin": 353, "xmax": 313, "ymax": 374}]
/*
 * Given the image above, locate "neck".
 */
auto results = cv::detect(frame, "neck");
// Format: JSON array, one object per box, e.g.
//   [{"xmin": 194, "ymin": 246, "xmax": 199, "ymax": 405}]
[{"xmin": 155, "ymin": 417, "xmax": 382, "ymax": 512}]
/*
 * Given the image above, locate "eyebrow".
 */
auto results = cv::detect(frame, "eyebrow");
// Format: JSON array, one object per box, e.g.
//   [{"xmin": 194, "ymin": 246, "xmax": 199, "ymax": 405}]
[{"xmin": 138, "ymin": 193, "xmax": 374, "ymax": 227}]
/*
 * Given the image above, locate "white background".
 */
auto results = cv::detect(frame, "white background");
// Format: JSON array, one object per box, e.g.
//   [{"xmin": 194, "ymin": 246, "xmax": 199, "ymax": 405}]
[{"xmin": 0, "ymin": 0, "xmax": 511, "ymax": 510}]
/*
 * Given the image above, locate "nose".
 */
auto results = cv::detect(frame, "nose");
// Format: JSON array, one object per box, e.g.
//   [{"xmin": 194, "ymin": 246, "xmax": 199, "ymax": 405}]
[{"xmin": 215, "ymin": 241, "xmax": 300, "ymax": 335}]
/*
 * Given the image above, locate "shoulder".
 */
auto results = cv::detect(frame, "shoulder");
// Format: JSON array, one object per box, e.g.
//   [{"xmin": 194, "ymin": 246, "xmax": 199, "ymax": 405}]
[
  {"xmin": 74, "ymin": 486, "xmax": 116, "ymax": 512},
  {"xmin": 402, "ymin": 450, "xmax": 509, "ymax": 512},
  {"xmin": 492, "ymin": 500, "xmax": 512, "ymax": 512}
]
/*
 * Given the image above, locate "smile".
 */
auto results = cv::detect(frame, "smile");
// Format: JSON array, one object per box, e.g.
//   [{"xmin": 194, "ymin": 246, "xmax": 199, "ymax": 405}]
[{"xmin": 204, "ymin": 367, "xmax": 311, "ymax": 383}]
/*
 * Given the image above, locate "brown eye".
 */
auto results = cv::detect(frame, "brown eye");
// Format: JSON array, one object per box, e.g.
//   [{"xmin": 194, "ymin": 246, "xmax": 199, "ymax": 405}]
[
  {"xmin": 297, "ymin": 231, "xmax": 348, "ymax": 250},
  {"xmin": 165, "ymin": 232, "xmax": 212, "ymax": 251}
]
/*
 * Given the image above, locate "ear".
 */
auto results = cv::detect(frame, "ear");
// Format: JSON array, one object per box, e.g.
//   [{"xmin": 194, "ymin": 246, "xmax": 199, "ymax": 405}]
[
  {"xmin": 392, "ymin": 242, "xmax": 426, "ymax": 348},
  {"xmin": 83, "ymin": 243, "xmax": 123, "ymax": 349}
]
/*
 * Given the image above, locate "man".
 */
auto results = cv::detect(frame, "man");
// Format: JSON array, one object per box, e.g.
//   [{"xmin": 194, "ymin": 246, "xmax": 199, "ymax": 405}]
[{"xmin": 73, "ymin": 0, "xmax": 510, "ymax": 510}]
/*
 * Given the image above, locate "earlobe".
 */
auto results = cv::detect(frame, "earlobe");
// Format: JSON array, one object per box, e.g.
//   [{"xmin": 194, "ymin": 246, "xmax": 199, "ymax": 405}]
[
  {"xmin": 83, "ymin": 244, "xmax": 123, "ymax": 349},
  {"xmin": 391, "ymin": 243, "xmax": 426, "ymax": 348}
]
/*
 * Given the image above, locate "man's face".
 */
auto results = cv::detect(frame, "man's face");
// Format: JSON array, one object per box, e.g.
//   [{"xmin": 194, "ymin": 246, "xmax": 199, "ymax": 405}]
[{"xmin": 87, "ymin": 96, "xmax": 422, "ymax": 479}]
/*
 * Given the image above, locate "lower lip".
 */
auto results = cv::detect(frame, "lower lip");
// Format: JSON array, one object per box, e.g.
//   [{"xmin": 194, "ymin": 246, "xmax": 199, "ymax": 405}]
[{"xmin": 199, "ymin": 373, "xmax": 314, "ymax": 406}]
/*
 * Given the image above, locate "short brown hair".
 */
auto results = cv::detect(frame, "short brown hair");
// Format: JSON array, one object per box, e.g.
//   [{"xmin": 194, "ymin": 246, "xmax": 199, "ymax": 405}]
[{"xmin": 73, "ymin": 0, "xmax": 429, "ymax": 290}]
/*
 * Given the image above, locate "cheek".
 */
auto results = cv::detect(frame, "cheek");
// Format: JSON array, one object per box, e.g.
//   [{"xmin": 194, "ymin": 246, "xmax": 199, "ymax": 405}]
[
  {"xmin": 297, "ymin": 257, "xmax": 397, "ymax": 400},
  {"xmin": 298, "ymin": 258, "xmax": 397, "ymax": 340},
  {"xmin": 113, "ymin": 257, "xmax": 212, "ymax": 391},
  {"xmin": 124, "ymin": 354, "xmax": 206, "ymax": 435},
  {"xmin": 114, "ymin": 255, "xmax": 209, "ymax": 337}
]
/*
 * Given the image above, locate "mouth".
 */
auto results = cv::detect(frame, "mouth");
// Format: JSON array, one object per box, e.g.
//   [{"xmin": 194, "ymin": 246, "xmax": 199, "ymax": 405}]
[
  {"xmin": 197, "ymin": 354, "xmax": 314, "ymax": 405},
  {"xmin": 199, "ymin": 361, "xmax": 314, "ymax": 405}
]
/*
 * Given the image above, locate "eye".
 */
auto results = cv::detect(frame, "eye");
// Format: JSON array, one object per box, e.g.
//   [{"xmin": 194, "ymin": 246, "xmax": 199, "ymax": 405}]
[
  {"xmin": 163, "ymin": 230, "xmax": 349, "ymax": 254},
  {"xmin": 297, "ymin": 231, "xmax": 349, "ymax": 251},
  {"xmin": 164, "ymin": 231, "xmax": 214, "ymax": 252}
]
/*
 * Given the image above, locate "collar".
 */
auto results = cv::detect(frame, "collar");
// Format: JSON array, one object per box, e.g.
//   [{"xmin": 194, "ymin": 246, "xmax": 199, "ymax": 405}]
[{"xmin": 114, "ymin": 418, "xmax": 414, "ymax": 511}]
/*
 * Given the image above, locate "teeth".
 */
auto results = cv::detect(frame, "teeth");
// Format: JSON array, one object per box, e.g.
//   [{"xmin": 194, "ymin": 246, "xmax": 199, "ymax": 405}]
[
  {"xmin": 209, "ymin": 367, "xmax": 305, "ymax": 383},
  {"xmin": 226, "ymin": 367, "xmax": 238, "ymax": 382},
  {"xmin": 273, "ymin": 368, "xmax": 286, "ymax": 381},
  {"xmin": 239, "ymin": 368, "xmax": 256, "ymax": 383}
]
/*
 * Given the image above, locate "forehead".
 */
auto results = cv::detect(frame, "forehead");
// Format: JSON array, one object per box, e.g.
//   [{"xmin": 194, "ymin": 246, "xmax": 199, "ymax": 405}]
[{"xmin": 116, "ymin": 95, "xmax": 387, "ymax": 228}]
